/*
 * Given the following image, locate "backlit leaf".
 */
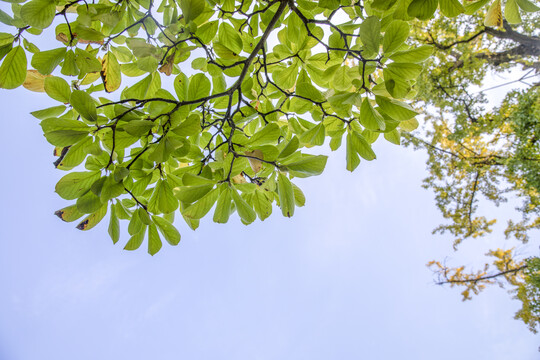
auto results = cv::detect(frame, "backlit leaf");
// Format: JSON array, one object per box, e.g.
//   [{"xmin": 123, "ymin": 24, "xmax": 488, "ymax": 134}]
[
  {"xmin": 20, "ymin": 0, "xmax": 55, "ymax": 29},
  {"xmin": 101, "ymin": 51, "xmax": 121, "ymax": 93},
  {"xmin": 76, "ymin": 204, "xmax": 108, "ymax": 231},
  {"xmin": 0, "ymin": 46, "xmax": 26, "ymax": 89},
  {"xmin": 153, "ymin": 215, "xmax": 181, "ymax": 245},
  {"xmin": 70, "ymin": 90, "xmax": 98, "ymax": 122},
  {"xmin": 31, "ymin": 47, "xmax": 66, "ymax": 75},
  {"xmin": 277, "ymin": 172, "xmax": 295, "ymax": 217},
  {"xmin": 484, "ymin": 0, "xmax": 503, "ymax": 27}
]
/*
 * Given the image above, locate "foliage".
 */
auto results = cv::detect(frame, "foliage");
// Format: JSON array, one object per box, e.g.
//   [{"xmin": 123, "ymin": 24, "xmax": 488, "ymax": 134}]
[
  {"xmin": 1, "ymin": 0, "xmax": 539, "ymax": 336},
  {"xmin": 404, "ymin": 1, "xmax": 540, "ymax": 332},
  {"xmin": 516, "ymin": 257, "xmax": 540, "ymax": 332},
  {"xmin": 0, "ymin": 0, "xmax": 445, "ymax": 254}
]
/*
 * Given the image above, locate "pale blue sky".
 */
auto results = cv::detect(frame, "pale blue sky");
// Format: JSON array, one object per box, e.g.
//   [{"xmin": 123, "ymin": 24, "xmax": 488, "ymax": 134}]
[{"xmin": 0, "ymin": 85, "xmax": 538, "ymax": 359}]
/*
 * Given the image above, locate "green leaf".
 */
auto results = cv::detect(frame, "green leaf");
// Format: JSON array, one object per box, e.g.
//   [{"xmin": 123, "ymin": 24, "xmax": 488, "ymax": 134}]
[
  {"xmin": 0, "ymin": 33, "xmax": 13, "ymax": 47},
  {"xmin": 218, "ymin": 22, "xmax": 243, "ymax": 55},
  {"xmin": 464, "ymin": 0, "xmax": 490, "ymax": 14},
  {"xmin": 73, "ymin": 24, "xmax": 105, "ymax": 42},
  {"xmin": 277, "ymin": 172, "xmax": 295, "ymax": 217},
  {"xmin": 124, "ymin": 227, "xmax": 147, "ymax": 250},
  {"xmin": 505, "ymin": 0, "xmax": 522, "ymax": 23},
  {"xmin": 252, "ymin": 189, "xmax": 272, "ymax": 220},
  {"xmin": 128, "ymin": 208, "xmax": 144, "ymax": 235},
  {"xmin": 182, "ymin": 188, "xmax": 218, "ymax": 219},
  {"xmin": 0, "ymin": 10, "xmax": 14, "ymax": 26},
  {"xmin": 171, "ymin": 113, "xmax": 201, "ymax": 136},
  {"xmin": 76, "ymin": 204, "xmax": 108, "ymax": 231},
  {"xmin": 124, "ymin": 120, "xmax": 154, "ymax": 137},
  {"xmin": 153, "ymin": 215, "xmax": 181, "ymax": 245},
  {"xmin": 274, "ymin": 63, "xmax": 299, "ymax": 89},
  {"xmin": 384, "ymin": 129, "xmax": 401, "ymax": 144},
  {"xmin": 360, "ymin": 16, "xmax": 381, "ymax": 53},
  {"xmin": 231, "ymin": 186, "xmax": 256, "ymax": 224},
  {"xmin": 44, "ymin": 130, "xmax": 89, "ymax": 147},
  {"xmin": 408, "ymin": 0, "xmax": 439, "ymax": 19},
  {"xmin": 360, "ymin": 98, "xmax": 386, "ymax": 131},
  {"xmin": 296, "ymin": 82, "xmax": 325, "ymax": 102},
  {"xmin": 180, "ymin": 0, "xmax": 205, "ymax": 23},
  {"xmin": 44, "ymin": 76, "xmax": 71, "ymax": 103},
  {"xmin": 299, "ymin": 123, "xmax": 325, "ymax": 146},
  {"xmin": 173, "ymin": 184, "xmax": 214, "ymax": 204},
  {"xmin": 389, "ymin": 45, "xmax": 433, "ymax": 63},
  {"xmin": 0, "ymin": 43, "xmax": 12, "ymax": 63},
  {"xmin": 41, "ymin": 118, "xmax": 91, "ymax": 147},
  {"xmin": 279, "ymin": 136, "xmax": 300, "ymax": 159},
  {"xmin": 75, "ymin": 48, "xmax": 101, "ymax": 75},
  {"xmin": 371, "ymin": 0, "xmax": 398, "ymax": 10},
  {"xmin": 346, "ymin": 132, "xmax": 360, "ymax": 172},
  {"xmin": 147, "ymin": 137, "xmax": 177, "ymax": 164},
  {"xmin": 121, "ymin": 63, "xmax": 146, "ymax": 77},
  {"xmin": 77, "ymin": 190, "xmax": 103, "ymax": 214},
  {"xmin": 123, "ymin": 74, "xmax": 152, "ymax": 99},
  {"xmin": 147, "ymin": 223, "xmax": 162, "ymax": 255},
  {"xmin": 287, "ymin": 12, "xmax": 307, "ymax": 46},
  {"xmin": 213, "ymin": 185, "xmax": 233, "ymax": 223},
  {"xmin": 350, "ymin": 131, "xmax": 376, "ymax": 160},
  {"xmin": 188, "ymin": 73, "xmax": 211, "ymax": 101},
  {"xmin": 31, "ymin": 48, "xmax": 66, "ymax": 75},
  {"xmin": 375, "ymin": 96, "xmax": 418, "ymax": 120},
  {"xmin": 196, "ymin": 20, "xmax": 218, "ymax": 44},
  {"xmin": 174, "ymin": 73, "xmax": 189, "ymax": 101},
  {"xmin": 100, "ymin": 177, "xmax": 124, "ymax": 203},
  {"xmin": 182, "ymin": 173, "xmax": 215, "ymax": 186},
  {"xmin": 382, "ymin": 21, "xmax": 409, "ymax": 54},
  {"xmin": 0, "ymin": 46, "xmax": 26, "ymax": 89},
  {"xmin": 136, "ymin": 56, "xmax": 159, "ymax": 73},
  {"xmin": 108, "ymin": 203, "xmax": 120, "ymax": 244},
  {"xmin": 40, "ymin": 118, "xmax": 90, "ymax": 134},
  {"xmin": 20, "ymin": 0, "xmax": 56, "ymax": 29},
  {"xmin": 54, "ymin": 204, "xmax": 84, "ymax": 223},
  {"xmin": 249, "ymin": 123, "xmax": 281, "ymax": 147},
  {"xmin": 385, "ymin": 62, "xmax": 423, "ymax": 80},
  {"xmin": 290, "ymin": 183, "xmax": 305, "ymax": 207},
  {"xmin": 148, "ymin": 179, "xmax": 179, "ymax": 214},
  {"xmin": 515, "ymin": 0, "xmax": 540, "ymax": 11},
  {"xmin": 319, "ymin": 0, "xmax": 340, "ymax": 9},
  {"xmin": 399, "ymin": 118, "xmax": 419, "ymax": 132},
  {"xmin": 31, "ymin": 105, "xmax": 66, "ymax": 119},
  {"xmin": 439, "ymin": 0, "xmax": 465, "ymax": 17},
  {"xmin": 61, "ymin": 49, "xmax": 79, "ymax": 76},
  {"xmin": 332, "ymin": 66, "xmax": 352, "ymax": 91},
  {"xmin": 55, "ymin": 171, "xmax": 101, "ymax": 200},
  {"xmin": 285, "ymin": 155, "xmax": 328, "ymax": 178},
  {"xmin": 55, "ymin": 137, "xmax": 92, "ymax": 169},
  {"xmin": 113, "ymin": 167, "xmax": 130, "ymax": 182},
  {"xmin": 70, "ymin": 90, "xmax": 98, "ymax": 122}
]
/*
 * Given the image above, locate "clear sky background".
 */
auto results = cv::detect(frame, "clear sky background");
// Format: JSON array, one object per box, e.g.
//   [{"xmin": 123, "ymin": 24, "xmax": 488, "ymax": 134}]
[{"xmin": 1, "ymin": 76, "xmax": 539, "ymax": 358}]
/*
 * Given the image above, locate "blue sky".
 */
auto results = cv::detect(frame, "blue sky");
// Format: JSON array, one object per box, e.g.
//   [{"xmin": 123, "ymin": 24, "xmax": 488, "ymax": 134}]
[{"xmin": 1, "ymin": 85, "xmax": 538, "ymax": 359}]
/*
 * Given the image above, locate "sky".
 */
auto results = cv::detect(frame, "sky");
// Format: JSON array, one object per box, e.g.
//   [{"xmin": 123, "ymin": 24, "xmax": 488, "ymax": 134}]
[{"xmin": 0, "ymin": 80, "xmax": 539, "ymax": 359}]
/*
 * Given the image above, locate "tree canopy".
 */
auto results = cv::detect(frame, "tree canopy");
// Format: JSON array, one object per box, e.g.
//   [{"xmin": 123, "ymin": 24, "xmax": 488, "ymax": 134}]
[
  {"xmin": 404, "ymin": 6, "xmax": 540, "ymax": 332},
  {"xmin": 0, "ymin": 0, "xmax": 539, "ymax": 333}
]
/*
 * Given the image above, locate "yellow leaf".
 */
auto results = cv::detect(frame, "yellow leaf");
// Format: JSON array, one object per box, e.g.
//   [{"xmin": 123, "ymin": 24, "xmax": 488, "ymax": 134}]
[
  {"xmin": 484, "ymin": 0, "xmax": 503, "ymax": 27},
  {"xmin": 23, "ymin": 69, "xmax": 49, "ymax": 92},
  {"xmin": 231, "ymin": 174, "xmax": 247, "ymax": 184},
  {"xmin": 101, "ymin": 51, "xmax": 121, "ymax": 93},
  {"xmin": 245, "ymin": 149, "xmax": 264, "ymax": 173}
]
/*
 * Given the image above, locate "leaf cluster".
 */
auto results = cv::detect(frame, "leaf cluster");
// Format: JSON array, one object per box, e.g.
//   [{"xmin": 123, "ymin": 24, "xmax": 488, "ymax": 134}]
[{"xmin": 1, "ymin": 0, "xmax": 518, "ymax": 253}]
